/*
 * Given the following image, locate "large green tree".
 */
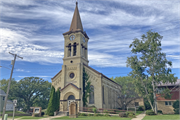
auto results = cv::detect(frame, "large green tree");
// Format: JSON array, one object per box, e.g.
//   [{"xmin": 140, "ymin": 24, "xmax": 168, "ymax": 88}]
[
  {"xmin": 0, "ymin": 77, "xmax": 51, "ymax": 112},
  {"xmin": 111, "ymin": 76, "xmax": 140, "ymax": 110},
  {"xmin": 126, "ymin": 30, "xmax": 177, "ymax": 114}
]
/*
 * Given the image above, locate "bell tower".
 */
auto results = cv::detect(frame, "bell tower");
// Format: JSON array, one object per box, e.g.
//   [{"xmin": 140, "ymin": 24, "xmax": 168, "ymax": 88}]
[{"xmin": 63, "ymin": 2, "xmax": 89, "ymax": 65}]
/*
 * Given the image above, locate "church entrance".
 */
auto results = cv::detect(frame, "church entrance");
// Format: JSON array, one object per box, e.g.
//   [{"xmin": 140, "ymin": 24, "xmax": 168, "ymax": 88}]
[{"xmin": 67, "ymin": 95, "xmax": 75, "ymax": 111}]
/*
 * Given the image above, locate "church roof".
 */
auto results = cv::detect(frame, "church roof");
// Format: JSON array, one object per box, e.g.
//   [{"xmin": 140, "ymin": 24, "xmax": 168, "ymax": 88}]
[
  {"xmin": 83, "ymin": 63, "xmax": 121, "ymax": 87},
  {"xmin": 63, "ymin": 2, "xmax": 89, "ymax": 39},
  {"xmin": 69, "ymin": 2, "xmax": 83, "ymax": 32}
]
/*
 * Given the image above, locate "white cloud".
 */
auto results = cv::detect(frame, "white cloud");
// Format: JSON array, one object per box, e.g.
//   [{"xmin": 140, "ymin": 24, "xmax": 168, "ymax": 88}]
[{"xmin": 0, "ymin": 0, "xmax": 179, "ymax": 69}]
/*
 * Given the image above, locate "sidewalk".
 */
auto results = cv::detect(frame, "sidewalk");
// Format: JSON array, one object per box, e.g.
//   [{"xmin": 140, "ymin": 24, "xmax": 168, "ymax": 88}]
[
  {"xmin": 13, "ymin": 115, "xmax": 64, "ymax": 120},
  {"xmin": 131, "ymin": 112, "xmax": 146, "ymax": 120}
]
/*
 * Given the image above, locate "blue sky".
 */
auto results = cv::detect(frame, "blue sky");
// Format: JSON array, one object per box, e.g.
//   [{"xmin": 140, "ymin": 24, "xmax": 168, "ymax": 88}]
[{"xmin": 0, "ymin": 0, "xmax": 180, "ymax": 82}]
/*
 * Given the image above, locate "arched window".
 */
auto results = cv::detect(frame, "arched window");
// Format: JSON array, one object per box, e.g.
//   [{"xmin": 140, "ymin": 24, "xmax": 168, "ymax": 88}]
[
  {"xmin": 68, "ymin": 43, "xmax": 71, "ymax": 57},
  {"xmin": 73, "ymin": 42, "xmax": 77, "ymax": 56},
  {"xmin": 89, "ymin": 85, "xmax": 94, "ymax": 104},
  {"xmin": 68, "ymin": 95, "xmax": 75, "ymax": 100}
]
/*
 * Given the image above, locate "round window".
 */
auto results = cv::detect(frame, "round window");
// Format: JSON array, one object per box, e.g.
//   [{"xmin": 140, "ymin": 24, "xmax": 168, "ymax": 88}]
[{"xmin": 69, "ymin": 73, "xmax": 75, "ymax": 79}]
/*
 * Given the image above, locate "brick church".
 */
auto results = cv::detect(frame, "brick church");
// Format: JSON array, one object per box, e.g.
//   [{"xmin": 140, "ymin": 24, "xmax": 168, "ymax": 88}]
[{"xmin": 51, "ymin": 2, "xmax": 122, "ymax": 112}]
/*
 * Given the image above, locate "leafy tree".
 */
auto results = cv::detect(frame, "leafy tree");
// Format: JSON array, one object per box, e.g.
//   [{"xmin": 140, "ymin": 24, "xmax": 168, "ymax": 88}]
[
  {"xmin": 0, "ymin": 77, "xmax": 51, "ymax": 112},
  {"xmin": 111, "ymin": 76, "xmax": 140, "ymax": 110},
  {"xmin": 55, "ymin": 89, "xmax": 60, "ymax": 111},
  {"xmin": 47, "ymin": 86, "xmax": 56, "ymax": 116},
  {"xmin": 126, "ymin": 30, "xmax": 177, "ymax": 114},
  {"xmin": 82, "ymin": 67, "xmax": 91, "ymax": 107}
]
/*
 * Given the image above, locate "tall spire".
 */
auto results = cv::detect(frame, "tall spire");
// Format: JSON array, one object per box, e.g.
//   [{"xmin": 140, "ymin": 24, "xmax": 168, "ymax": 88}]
[{"xmin": 69, "ymin": 1, "xmax": 83, "ymax": 32}]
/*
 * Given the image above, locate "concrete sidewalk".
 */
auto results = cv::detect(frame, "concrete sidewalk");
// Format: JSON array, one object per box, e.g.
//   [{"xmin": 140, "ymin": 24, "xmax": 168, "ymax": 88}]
[
  {"xmin": 12, "ymin": 115, "xmax": 64, "ymax": 120},
  {"xmin": 131, "ymin": 112, "xmax": 146, "ymax": 120}
]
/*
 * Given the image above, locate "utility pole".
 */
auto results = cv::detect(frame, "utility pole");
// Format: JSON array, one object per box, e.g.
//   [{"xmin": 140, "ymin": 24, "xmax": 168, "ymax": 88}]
[{"xmin": 2, "ymin": 52, "xmax": 23, "ymax": 120}]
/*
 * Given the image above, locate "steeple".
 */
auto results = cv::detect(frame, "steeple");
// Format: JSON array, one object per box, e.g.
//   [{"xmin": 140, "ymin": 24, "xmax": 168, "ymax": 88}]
[
  {"xmin": 69, "ymin": 2, "xmax": 83, "ymax": 32},
  {"xmin": 63, "ymin": 2, "xmax": 88, "ymax": 39}
]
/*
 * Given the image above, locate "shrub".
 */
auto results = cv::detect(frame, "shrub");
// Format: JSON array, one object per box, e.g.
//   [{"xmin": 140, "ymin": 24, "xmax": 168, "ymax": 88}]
[
  {"xmin": 126, "ymin": 112, "xmax": 135, "ymax": 118},
  {"xmin": 80, "ymin": 113, "xmax": 87, "ymax": 116},
  {"xmin": 92, "ymin": 107, "xmax": 97, "ymax": 113},
  {"xmin": 94, "ymin": 113, "xmax": 103, "ymax": 116},
  {"xmin": 174, "ymin": 108, "xmax": 179, "ymax": 114},
  {"xmin": 173, "ymin": 100, "xmax": 179, "ymax": 114},
  {"xmin": 88, "ymin": 113, "xmax": 94, "ymax": 116},
  {"xmin": 41, "ymin": 112, "xmax": 45, "ymax": 116},
  {"xmin": 105, "ymin": 113, "xmax": 110, "ymax": 117},
  {"xmin": 137, "ymin": 106, "xmax": 145, "ymax": 111},
  {"xmin": 173, "ymin": 100, "xmax": 179, "ymax": 109},
  {"xmin": 146, "ymin": 110, "xmax": 155, "ymax": 115},
  {"xmin": 119, "ymin": 112, "xmax": 127, "ymax": 117},
  {"xmin": 103, "ymin": 110, "xmax": 108, "ymax": 113},
  {"xmin": 157, "ymin": 110, "xmax": 163, "ymax": 114}
]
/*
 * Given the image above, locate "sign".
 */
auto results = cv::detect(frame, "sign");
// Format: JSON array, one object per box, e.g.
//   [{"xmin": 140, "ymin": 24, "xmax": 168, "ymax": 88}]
[
  {"xmin": 34, "ymin": 108, "xmax": 40, "ymax": 113},
  {"xmin": 13, "ymin": 100, "xmax": 17, "ymax": 104}
]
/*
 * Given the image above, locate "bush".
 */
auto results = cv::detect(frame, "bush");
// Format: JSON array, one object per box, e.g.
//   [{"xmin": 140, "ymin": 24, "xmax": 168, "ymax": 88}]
[
  {"xmin": 94, "ymin": 113, "xmax": 103, "ymax": 116},
  {"xmin": 103, "ymin": 110, "xmax": 108, "ymax": 113},
  {"xmin": 146, "ymin": 110, "xmax": 155, "ymax": 115},
  {"xmin": 88, "ymin": 113, "xmax": 94, "ymax": 116},
  {"xmin": 79, "ymin": 113, "xmax": 87, "ymax": 116},
  {"xmin": 119, "ymin": 112, "xmax": 127, "ymax": 117},
  {"xmin": 173, "ymin": 100, "xmax": 179, "ymax": 109},
  {"xmin": 174, "ymin": 108, "xmax": 179, "ymax": 114},
  {"xmin": 137, "ymin": 106, "xmax": 145, "ymax": 111},
  {"xmin": 126, "ymin": 112, "xmax": 135, "ymax": 118},
  {"xmin": 105, "ymin": 113, "xmax": 110, "ymax": 117},
  {"xmin": 157, "ymin": 110, "xmax": 163, "ymax": 114},
  {"xmin": 173, "ymin": 100, "xmax": 179, "ymax": 114},
  {"xmin": 41, "ymin": 112, "xmax": 44, "ymax": 116},
  {"xmin": 92, "ymin": 107, "xmax": 97, "ymax": 113}
]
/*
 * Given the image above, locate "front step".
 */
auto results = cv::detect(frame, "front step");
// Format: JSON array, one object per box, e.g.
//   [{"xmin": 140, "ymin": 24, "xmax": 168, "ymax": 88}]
[{"xmin": 57, "ymin": 111, "xmax": 69, "ymax": 116}]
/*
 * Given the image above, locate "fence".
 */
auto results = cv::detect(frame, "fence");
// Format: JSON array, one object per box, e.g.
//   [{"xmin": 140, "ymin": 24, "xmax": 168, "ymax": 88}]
[{"xmin": 79, "ymin": 107, "xmax": 130, "ymax": 114}]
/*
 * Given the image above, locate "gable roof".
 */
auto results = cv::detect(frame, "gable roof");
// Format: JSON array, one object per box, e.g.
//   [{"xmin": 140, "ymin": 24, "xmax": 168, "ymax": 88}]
[
  {"xmin": 157, "ymin": 79, "xmax": 180, "ymax": 87},
  {"xmin": 51, "ymin": 70, "xmax": 62, "ymax": 81},
  {"xmin": 60, "ymin": 83, "xmax": 81, "ymax": 92},
  {"xmin": 0, "ymin": 89, "xmax": 6, "ymax": 96},
  {"xmin": 83, "ymin": 63, "xmax": 121, "ymax": 87}
]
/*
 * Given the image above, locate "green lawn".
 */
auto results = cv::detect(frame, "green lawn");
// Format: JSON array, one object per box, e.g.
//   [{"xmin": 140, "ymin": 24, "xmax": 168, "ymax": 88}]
[
  {"xmin": 52, "ymin": 116, "xmax": 131, "ymax": 120},
  {"xmin": 20, "ymin": 116, "xmax": 48, "ymax": 119},
  {"xmin": 143, "ymin": 114, "xmax": 180, "ymax": 120},
  {"xmin": 0, "ymin": 111, "xmax": 26, "ymax": 114}
]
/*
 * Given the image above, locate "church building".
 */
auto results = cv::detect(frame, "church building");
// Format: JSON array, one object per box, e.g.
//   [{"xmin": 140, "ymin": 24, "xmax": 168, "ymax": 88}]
[{"xmin": 51, "ymin": 2, "xmax": 121, "ymax": 112}]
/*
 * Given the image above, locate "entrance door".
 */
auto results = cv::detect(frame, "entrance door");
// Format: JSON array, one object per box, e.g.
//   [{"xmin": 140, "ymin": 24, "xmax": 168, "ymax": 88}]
[{"xmin": 67, "ymin": 95, "xmax": 75, "ymax": 111}]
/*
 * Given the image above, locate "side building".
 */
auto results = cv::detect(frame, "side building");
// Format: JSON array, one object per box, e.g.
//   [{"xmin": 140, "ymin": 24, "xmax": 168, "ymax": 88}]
[{"xmin": 156, "ymin": 79, "xmax": 180, "ymax": 114}]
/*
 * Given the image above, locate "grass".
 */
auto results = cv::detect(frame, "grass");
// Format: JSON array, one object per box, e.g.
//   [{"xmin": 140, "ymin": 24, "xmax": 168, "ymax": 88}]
[
  {"xmin": 20, "ymin": 116, "xmax": 48, "ymax": 119},
  {"xmin": 0, "ymin": 111, "xmax": 26, "ymax": 114},
  {"xmin": 142, "ymin": 114, "xmax": 180, "ymax": 120},
  {"xmin": 52, "ymin": 116, "xmax": 131, "ymax": 120}
]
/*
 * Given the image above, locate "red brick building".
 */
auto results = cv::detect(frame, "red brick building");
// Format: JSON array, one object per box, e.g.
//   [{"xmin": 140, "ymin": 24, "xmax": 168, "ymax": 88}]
[{"xmin": 156, "ymin": 79, "xmax": 180, "ymax": 114}]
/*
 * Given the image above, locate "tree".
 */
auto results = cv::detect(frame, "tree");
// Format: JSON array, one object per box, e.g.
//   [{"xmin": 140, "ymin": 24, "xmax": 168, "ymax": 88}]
[
  {"xmin": 126, "ymin": 30, "xmax": 177, "ymax": 114},
  {"xmin": 46, "ymin": 86, "xmax": 60, "ymax": 116},
  {"xmin": 47, "ymin": 86, "xmax": 56, "ymax": 116},
  {"xmin": 111, "ymin": 76, "xmax": 140, "ymax": 110},
  {"xmin": 0, "ymin": 77, "xmax": 51, "ymax": 112},
  {"xmin": 82, "ymin": 67, "xmax": 91, "ymax": 107}
]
